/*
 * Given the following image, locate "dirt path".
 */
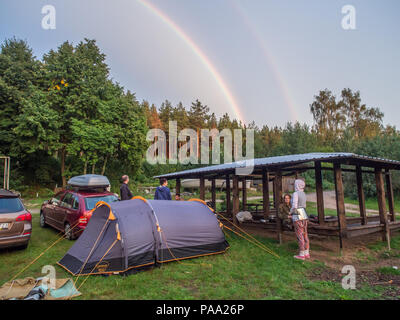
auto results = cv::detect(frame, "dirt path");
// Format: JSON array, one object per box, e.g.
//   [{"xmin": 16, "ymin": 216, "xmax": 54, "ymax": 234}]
[{"xmin": 306, "ymin": 190, "xmax": 380, "ymax": 214}]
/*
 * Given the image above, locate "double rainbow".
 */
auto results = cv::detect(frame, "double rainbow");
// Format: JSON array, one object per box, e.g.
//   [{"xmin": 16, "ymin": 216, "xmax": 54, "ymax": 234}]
[
  {"xmin": 137, "ymin": 0, "xmax": 298, "ymax": 125},
  {"xmin": 137, "ymin": 0, "xmax": 246, "ymax": 124}
]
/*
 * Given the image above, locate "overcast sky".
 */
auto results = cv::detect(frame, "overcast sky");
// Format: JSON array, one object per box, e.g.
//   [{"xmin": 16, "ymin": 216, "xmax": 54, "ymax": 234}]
[{"xmin": 1, "ymin": 0, "xmax": 399, "ymax": 127}]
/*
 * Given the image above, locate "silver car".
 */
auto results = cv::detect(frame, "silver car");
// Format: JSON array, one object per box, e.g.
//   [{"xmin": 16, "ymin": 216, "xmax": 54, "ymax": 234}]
[{"xmin": 0, "ymin": 189, "xmax": 31, "ymax": 250}]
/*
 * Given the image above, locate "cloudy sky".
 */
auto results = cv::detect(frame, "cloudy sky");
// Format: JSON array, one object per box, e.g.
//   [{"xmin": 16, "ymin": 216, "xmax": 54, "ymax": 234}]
[{"xmin": 1, "ymin": 0, "xmax": 399, "ymax": 127}]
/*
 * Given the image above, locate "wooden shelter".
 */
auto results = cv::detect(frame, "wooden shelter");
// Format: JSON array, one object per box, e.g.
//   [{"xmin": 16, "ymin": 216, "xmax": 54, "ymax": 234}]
[{"xmin": 155, "ymin": 153, "xmax": 400, "ymax": 249}]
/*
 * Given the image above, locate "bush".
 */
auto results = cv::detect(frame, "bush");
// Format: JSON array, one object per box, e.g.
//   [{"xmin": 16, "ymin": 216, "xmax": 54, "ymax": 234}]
[{"xmin": 343, "ymin": 171, "xmax": 377, "ymax": 200}]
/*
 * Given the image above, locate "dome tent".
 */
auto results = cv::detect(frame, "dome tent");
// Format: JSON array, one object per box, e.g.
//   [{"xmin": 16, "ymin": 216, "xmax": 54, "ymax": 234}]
[{"xmin": 58, "ymin": 198, "xmax": 229, "ymax": 275}]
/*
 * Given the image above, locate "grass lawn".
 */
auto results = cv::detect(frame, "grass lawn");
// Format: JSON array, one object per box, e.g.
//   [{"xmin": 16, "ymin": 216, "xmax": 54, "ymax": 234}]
[{"xmin": 1, "ymin": 215, "xmax": 399, "ymax": 299}]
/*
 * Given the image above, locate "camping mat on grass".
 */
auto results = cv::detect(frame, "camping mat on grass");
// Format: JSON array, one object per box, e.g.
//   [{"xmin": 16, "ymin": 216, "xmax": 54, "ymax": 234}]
[{"xmin": 0, "ymin": 277, "xmax": 81, "ymax": 300}]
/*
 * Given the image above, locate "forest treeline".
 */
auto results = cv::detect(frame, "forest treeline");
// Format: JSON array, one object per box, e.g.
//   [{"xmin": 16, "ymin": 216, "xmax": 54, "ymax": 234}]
[{"xmin": 1, "ymin": 38, "xmax": 400, "ymax": 198}]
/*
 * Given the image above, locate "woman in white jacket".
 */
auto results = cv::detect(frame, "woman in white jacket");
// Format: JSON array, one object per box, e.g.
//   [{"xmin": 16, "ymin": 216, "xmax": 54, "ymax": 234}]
[{"xmin": 290, "ymin": 179, "xmax": 310, "ymax": 260}]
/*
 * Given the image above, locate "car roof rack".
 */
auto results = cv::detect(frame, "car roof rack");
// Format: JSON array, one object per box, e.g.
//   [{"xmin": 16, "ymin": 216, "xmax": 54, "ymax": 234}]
[
  {"xmin": 67, "ymin": 174, "xmax": 111, "ymax": 190},
  {"xmin": 67, "ymin": 186, "xmax": 109, "ymax": 193},
  {"xmin": 0, "ymin": 189, "xmax": 19, "ymax": 198}
]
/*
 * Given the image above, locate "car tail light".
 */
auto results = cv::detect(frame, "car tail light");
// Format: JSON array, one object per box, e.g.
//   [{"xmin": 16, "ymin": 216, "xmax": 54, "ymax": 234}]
[
  {"xmin": 16, "ymin": 212, "xmax": 32, "ymax": 222},
  {"xmin": 78, "ymin": 216, "xmax": 88, "ymax": 226},
  {"xmin": 78, "ymin": 210, "xmax": 93, "ymax": 227},
  {"xmin": 23, "ymin": 231, "xmax": 31, "ymax": 235}
]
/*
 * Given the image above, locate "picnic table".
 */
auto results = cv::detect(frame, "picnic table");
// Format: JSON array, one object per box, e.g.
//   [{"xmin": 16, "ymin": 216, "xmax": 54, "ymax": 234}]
[{"xmin": 246, "ymin": 201, "xmax": 275, "ymax": 213}]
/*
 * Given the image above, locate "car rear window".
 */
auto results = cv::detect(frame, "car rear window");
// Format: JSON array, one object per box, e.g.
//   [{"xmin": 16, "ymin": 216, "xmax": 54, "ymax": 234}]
[
  {"xmin": 0, "ymin": 197, "xmax": 24, "ymax": 214},
  {"xmin": 84, "ymin": 195, "xmax": 118, "ymax": 210}
]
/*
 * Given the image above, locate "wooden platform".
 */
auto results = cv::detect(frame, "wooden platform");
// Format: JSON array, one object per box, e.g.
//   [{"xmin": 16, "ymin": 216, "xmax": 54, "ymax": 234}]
[{"xmin": 220, "ymin": 213, "xmax": 400, "ymax": 239}]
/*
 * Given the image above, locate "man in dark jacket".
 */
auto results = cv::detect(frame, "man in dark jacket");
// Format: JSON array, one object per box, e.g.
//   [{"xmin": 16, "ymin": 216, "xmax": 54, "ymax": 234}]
[
  {"xmin": 154, "ymin": 178, "xmax": 172, "ymax": 200},
  {"xmin": 120, "ymin": 175, "xmax": 133, "ymax": 200}
]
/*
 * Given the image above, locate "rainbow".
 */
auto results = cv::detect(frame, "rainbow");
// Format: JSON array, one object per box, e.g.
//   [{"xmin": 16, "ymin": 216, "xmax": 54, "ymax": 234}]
[
  {"xmin": 136, "ymin": 0, "xmax": 246, "ymax": 124},
  {"xmin": 231, "ymin": 1, "xmax": 299, "ymax": 122}
]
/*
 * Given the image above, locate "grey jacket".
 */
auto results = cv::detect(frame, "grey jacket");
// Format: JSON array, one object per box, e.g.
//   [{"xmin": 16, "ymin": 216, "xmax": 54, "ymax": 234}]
[{"xmin": 291, "ymin": 179, "xmax": 307, "ymax": 222}]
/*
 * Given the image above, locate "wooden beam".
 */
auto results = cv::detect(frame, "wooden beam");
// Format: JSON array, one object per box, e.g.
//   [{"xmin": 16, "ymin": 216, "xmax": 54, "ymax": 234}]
[
  {"xmin": 321, "ymin": 167, "xmax": 375, "ymax": 174},
  {"xmin": 176, "ymin": 178, "xmax": 181, "ymax": 201},
  {"xmin": 281, "ymin": 166, "xmax": 370, "ymax": 173},
  {"xmin": 280, "ymin": 166, "xmax": 315, "ymax": 172},
  {"xmin": 334, "ymin": 163, "xmax": 347, "ymax": 249},
  {"xmin": 282, "ymin": 166, "xmax": 376, "ymax": 174},
  {"xmin": 315, "ymin": 161, "xmax": 325, "ymax": 226},
  {"xmin": 242, "ymin": 177, "xmax": 247, "ymax": 211},
  {"xmin": 225, "ymin": 174, "xmax": 231, "ymax": 217},
  {"xmin": 232, "ymin": 175, "xmax": 240, "ymax": 225},
  {"xmin": 356, "ymin": 165, "xmax": 367, "ymax": 225},
  {"xmin": 385, "ymin": 169, "xmax": 395, "ymax": 222},
  {"xmin": 199, "ymin": 176, "xmax": 205, "ymax": 200},
  {"xmin": 211, "ymin": 178, "xmax": 216, "ymax": 211},
  {"xmin": 262, "ymin": 169, "xmax": 270, "ymax": 220},
  {"xmin": 274, "ymin": 171, "xmax": 283, "ymax": 244},
  {"xmin": 375, "ymin": 168, "xmax": 391, "ymax": 249},
  {"xmin": 272, "ymin": 178, "xmax": 276, "ymax": 208}
]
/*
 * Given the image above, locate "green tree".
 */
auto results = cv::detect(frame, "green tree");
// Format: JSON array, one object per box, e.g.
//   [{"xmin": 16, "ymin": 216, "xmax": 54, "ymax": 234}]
[
  {"xmin": 172, "ymin": 102, "xmax": 189, "ymax": 130},
  {"xmin": 339, "ymin": 88, "xmax": 383, "ymax": 139},
  {"xmin": 159, "ymin": 99, "xmax": 174, "ymax": 132},
  {"xmin": 310, "ymin": 89, "xmax": 345, "ymax": 143},
  {"xmin": 40, "ymin": 39, "xmax": 112, "ymax": 185},
  {"xmin": 0, "ymin": 38, "xmax": 44, "ymax": 156},
  {"xmin": 188, "ymin": 99, "xmax": 210, "ymax": 129}
]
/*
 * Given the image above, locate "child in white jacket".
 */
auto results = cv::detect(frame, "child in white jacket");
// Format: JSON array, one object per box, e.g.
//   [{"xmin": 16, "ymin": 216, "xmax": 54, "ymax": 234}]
[{"xmin": 290, "ymin": 179, "xmax": 310, "ymax": 260}]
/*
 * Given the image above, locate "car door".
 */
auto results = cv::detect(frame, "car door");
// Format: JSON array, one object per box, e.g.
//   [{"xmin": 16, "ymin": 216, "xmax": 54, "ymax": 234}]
[
  {"xmin": 44, "ymin": 192, "xmax": 65, "ymax": 229},
  {"xmin": 62, "ymin": 193, "xmax": 80, "ymax": 228},
  {"xmin": 55, "ymin": 192, "xmax": 73, "ymax": 230}
]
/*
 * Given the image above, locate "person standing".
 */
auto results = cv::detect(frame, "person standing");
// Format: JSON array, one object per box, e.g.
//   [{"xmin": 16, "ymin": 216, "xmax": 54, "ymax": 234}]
[
  {"xmin": 290, "ymin": 179, "xmax": 310, "ymax": 260},
  {"xmin": 120, "ymin": 175, "xmax": 133, "ymax": 201},
  {"xmin": 154, "ymin": 178, "xmax": 172, "ymax": 200}
]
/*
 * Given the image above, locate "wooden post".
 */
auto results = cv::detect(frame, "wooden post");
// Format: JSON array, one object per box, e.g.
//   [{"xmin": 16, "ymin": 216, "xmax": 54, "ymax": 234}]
[
  {"xmin": 334, "ymin": 163, "xmax": 347, "ymax": 250},
  {"xmin": 274, "ymin": 171, "xmax": 283, "ymax": 244},
  {"xmin": 225, "ymin": 174, "xmax": 231, "ymax": 217},
  {"xmin": 211, "ymin": 178, "xmax": 216, "ymax": 211},
  {"xmin": 385, "ymin": 169, "xmax": 395, "ymax": 222},
  {"xmin": 375, "ymin": 168, "xmax": 391, "ymax": 249},
  {"xmin": 272, "ymin": 178, "xmax": 276, "ymax": 208},
  {"xmin": 176, "ymin": 178, "xmax": 181, "ymax": 199},
  {"xmin": 242, "ymin": 177, "xmax": 247, "ymax": 211},
  {"xmin": 2, "ymin": 158, "xmax": 5, "ymax": 190},
  {"xmin": 199, "ymin": 176, "xmax": 205, "ymax": 200},
  {"xmin": 356, "ymin": 165, "xmax": 367, "ymax": 225},
  {"xmin": 262, "ymin": 169, "xmax": 270, "ymax": 220},
  {"xmin": 232, "ymin": 175, "xmax": 240, "ymax": 225},
  {"xmin": 315, "ymin": 161, "xmax": 325, "ymax": 225}
]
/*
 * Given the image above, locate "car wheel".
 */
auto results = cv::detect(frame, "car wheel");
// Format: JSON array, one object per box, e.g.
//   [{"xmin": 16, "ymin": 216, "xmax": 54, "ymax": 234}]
[
  {"xmin": 64, "ymin": 223, "xmax": 75, "ymax": 240},
  {"xmin": 17, "ymin": 243, "xmax": 28, "ymax": 250},
  {"xmin": 39, "ymin": 211, "xmax": 47, "ymax": 228}
]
